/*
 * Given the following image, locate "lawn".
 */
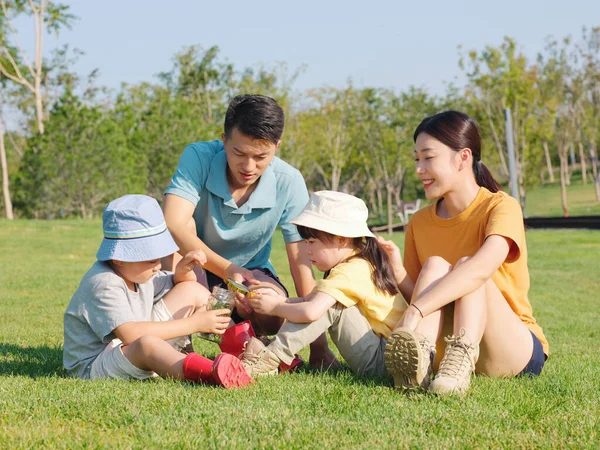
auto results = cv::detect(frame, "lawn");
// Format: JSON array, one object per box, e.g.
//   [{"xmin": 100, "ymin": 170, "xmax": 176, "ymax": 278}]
[
  {"xmin": 523, "ymin": 176, "xmax": 600, "ymax": 217},
  {"xmin": 0, "ymin": 220, "xmax": 599, "ymax": 448}
]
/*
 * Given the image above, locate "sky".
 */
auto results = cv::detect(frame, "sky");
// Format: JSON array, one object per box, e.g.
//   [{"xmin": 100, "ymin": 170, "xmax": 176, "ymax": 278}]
[{"xmin": 9, "ymin": 0, "xmax": 600, "ymax": 98}]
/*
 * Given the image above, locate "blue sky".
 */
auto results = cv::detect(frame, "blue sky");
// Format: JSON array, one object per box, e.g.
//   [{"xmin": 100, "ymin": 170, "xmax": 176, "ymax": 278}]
[{"xmin": 11, "ymin": 0, "xmax": 600, "ymax": 96}]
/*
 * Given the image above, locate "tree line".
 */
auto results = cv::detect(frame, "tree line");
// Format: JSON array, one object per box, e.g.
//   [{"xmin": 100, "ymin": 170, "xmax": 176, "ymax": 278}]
[{"xmin": 1, "ymin": 2, "xmax": 599, "ymax": 227}]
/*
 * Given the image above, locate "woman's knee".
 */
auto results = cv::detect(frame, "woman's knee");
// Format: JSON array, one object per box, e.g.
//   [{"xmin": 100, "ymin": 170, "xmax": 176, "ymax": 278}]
[
  {"xmin": 422, "ymin": 256, "xmax": 452, "ymax": 275},
  {"xmin": 455, "ymin": 256, "xmax": 472, "ymax": 267}
]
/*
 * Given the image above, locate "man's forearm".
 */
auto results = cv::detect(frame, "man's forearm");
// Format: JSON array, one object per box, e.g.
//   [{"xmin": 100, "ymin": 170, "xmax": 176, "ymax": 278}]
[{"xmin": 168, "ymin": 226, "xmax": 230, "ymax": 279}]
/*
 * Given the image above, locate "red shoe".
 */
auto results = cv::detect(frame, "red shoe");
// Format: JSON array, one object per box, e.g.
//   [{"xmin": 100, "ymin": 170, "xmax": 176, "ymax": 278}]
[
  {"xmin": 279, "ymin": 354, "xmax": 304, "ymax": 373},
  {"xmin": 219, "ymin": 321, "xmax": 256, "ymax": 357},
  {"xmin": 211, "ymin": 353, "xmax": 255, "ymax": 389}
]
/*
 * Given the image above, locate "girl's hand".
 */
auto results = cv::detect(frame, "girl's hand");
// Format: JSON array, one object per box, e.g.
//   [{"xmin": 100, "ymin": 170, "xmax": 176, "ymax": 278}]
[
  {"xmin": 377, "ymin": 236, "xmax": 404, "ymax": 270},
  {"xmin": 176, "ymin": 250, "xmax": 207, "ymax": 275},
  {"xmin": 248, "ymin": 291, "xmax": 286, "ymax": 316},
  {"xmin": 394, "ymin": 305, "xmax": 421, "ymax": 332},
  {"xmin": 190, "ymin": 308, "xmax": 231, "ymax": 334}
]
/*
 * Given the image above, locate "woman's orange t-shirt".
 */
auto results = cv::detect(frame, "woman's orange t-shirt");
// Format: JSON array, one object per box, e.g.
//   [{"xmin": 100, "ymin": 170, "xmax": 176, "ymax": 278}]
[{"xmin": 404, "ymin": 187, "xmax": 549, "ymax": 355}]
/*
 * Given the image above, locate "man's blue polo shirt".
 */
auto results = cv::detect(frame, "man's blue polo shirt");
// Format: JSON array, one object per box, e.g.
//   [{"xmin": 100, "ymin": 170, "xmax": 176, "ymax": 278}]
[{"xmin": 165, "ymin": 140, "xmax": 309, "ymax": 275}]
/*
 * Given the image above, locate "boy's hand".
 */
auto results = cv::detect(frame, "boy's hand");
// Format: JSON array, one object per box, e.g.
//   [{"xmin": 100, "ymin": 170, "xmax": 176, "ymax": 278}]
[
  {"xmin": 176, "ymin": 250, "xmax": 207, "ymax": 275},
  {"xmin": 248, "ymin": 291, "xmax": 286, "ymax": 316},
  {"xmin": 190, "ymin": 308, "xmax": 231, "ymax": 335}
]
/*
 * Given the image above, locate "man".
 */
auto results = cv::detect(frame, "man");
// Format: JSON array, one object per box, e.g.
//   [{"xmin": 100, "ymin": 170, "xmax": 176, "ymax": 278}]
[{"xmin": 163, "ymin": 94, "xmax": 336, "ymax": 367}]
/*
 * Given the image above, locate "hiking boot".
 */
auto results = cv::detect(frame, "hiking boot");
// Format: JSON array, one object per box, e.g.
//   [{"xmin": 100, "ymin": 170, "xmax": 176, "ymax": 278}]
[
  {"xmin": 428, "ymin": 329, "xmax": 479, "ymax": 396},
  {"xmin": 384, "ymin": 328, "xmax": 435, "ymax": 390},
  {"xmin": 240, "ymin": 337, "xmax": 281, "ymax": 377}
]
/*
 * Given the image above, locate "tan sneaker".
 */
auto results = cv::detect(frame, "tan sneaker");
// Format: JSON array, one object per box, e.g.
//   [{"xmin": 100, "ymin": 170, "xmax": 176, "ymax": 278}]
[
  {"xmin": 240, "ymin": 337, "xmax": 281, "ymax": 377},
  {"xmin": 429, "ymin": 329, "xmax": 479, "ymax": 396},
  {"xmin": 384, "ymin": 328, "xmax": 435, "ymax": 390}
]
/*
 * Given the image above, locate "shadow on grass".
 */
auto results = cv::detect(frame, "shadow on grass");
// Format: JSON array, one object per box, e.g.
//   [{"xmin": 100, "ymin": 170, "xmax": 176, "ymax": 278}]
[
  {"xmin": 295, "ymin": 362, "xmax": 395, "ymax": 388},
  {"xmin": 0, "ymin": 343, "xmax": 67, "ymax": 378}
]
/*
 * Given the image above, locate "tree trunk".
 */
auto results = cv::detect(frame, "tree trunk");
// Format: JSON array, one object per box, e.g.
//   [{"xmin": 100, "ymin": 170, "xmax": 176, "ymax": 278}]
[
  {"xmin": 376, "ymin": 187, "xmax": 383, "ymax": 221},
  {"xmin": 0, "ymin": 108, "xmax": 14, "ymax": 219},
  {"xmin": 386, "ymin": 184, "xmax": 393, "ymax": 236},
  {"xmin": 589, "ymin": 144, "xmax": 600, "ymax": 202},
  {"xmin": 579, "ymin": 142, "xmax": 587, "ymax": 185},
  {"xmin": 33, "ymin": 0, "xmax": 46, "ymax": 134},
  {"xmin": 559, "ymin": 151, "xmax": 569, "ymax": 217},
  {"xmin": 543, "ymin": 141, "xmax": 555, "ymax": 183}
]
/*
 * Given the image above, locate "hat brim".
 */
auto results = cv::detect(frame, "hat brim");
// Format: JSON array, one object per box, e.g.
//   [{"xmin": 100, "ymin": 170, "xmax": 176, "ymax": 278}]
[
  {"xmin": 291, "ymin": 210, "xmax": 375, "ymax": 238},
  {"xmin": 96, "ymin": 229, "xmax": 179, "ymax": 262}
]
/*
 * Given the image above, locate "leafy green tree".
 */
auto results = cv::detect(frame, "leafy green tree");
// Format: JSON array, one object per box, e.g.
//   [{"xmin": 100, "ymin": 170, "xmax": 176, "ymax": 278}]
[{"xmin": 13, "ymin": 89, "xmax": 145, "ymax": 218}]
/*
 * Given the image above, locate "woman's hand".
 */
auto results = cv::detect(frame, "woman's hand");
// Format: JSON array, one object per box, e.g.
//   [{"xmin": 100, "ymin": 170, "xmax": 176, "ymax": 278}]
[
  {"xmin": 394, "ymin": 304, "xmax": 422, "ymax": 332},
  {"xmin": 377, "ymin": 236, "xmax": 404, "ymax": 270}
]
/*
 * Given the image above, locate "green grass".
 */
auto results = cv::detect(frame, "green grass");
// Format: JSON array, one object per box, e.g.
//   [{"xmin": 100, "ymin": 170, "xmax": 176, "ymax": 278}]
[
  {"xmin": 1, "ymin": 220, "xmax": 599, "ymax": 449},
  {"xmin": 524, "ymin": 176, "xmax": 600, "ymax": 217}
]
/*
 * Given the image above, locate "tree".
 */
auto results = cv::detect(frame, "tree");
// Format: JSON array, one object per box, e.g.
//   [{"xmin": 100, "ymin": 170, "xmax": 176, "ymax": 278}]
[
  {"xmin": 0, "ymin": 82, "xmax": 12, "ymax": 218},
  {"xmin": 13, "ymin": 89, "xmax": 145, "ymax": 218},
  {"xmin": 0, "ymin": 0, "xmax": 74, "ymax": 134}
]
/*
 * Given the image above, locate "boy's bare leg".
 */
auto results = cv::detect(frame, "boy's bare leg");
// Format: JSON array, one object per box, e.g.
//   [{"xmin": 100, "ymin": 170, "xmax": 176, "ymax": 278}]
[
  {"xmin": 161, "ymin": 280, "xmax": 211, "ymax": 319},
  {"xmin": 122, "ymin": 336, "xmax": 187, "ymax": 379}
]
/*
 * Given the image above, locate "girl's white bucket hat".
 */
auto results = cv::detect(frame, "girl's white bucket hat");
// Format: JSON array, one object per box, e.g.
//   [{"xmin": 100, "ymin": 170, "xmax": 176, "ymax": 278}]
[{"xmin": 291, "ymin": 190, "xmax": 375, "ymax": 238}]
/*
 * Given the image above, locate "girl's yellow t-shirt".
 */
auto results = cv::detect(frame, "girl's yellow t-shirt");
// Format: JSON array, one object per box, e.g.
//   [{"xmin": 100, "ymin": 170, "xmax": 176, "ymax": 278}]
[
  {"xmin": 404, "ymin": 187, "xmax": 549, "ymax": 355},
  {"xmin": 315, "ymin": 255, "xmax": 409, "ymax": 340}
]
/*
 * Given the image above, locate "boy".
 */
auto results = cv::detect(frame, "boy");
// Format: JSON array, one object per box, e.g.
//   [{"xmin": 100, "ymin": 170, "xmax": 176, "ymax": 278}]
[{"xmin": 63, "ymin": 195, "xmax": 253, "ymax": 388}]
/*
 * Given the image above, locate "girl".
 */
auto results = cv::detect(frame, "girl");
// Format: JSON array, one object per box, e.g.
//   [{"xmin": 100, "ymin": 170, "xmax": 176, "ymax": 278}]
[
  {"xmin": 239, "ymin": 190, "xmax": 410, "ymax": 377},
  {"xmin": 382, "ymin": 110, "xmax": 548, "ymax": 395}
]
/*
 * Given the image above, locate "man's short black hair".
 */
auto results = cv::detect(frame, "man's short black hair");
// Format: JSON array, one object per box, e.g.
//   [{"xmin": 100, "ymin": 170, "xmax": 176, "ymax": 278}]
[{"xmin": 224, "ymin": 94, "xmax": 285, "ymax": 144}]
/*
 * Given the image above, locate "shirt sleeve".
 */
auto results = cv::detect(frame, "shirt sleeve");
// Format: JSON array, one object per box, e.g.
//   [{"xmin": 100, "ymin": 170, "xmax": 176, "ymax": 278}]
[
  {"xmin": 278, "ymin": 170, "xmax": 310, "ymax": 243},
  {"xmin": 403, "ymin": 220, "xmax": 421, "ymax": 284},
  {"xmin": 83, "ymin": 282, "xmax": 136, "ymax": 344},
  {"xmin": 315, "ymin": 266, "xmax": 357, "ymax": 308},
  {"xmin": 153, "ymin": 271, "xmax": 174, "ymax": 302},
  {"xmin": 485, "ymin": 195, "xmax": 526, "ymax": 263},
  {"xmin": 164, "ymin": 143, "xmax": 212, "ymax": 206}
]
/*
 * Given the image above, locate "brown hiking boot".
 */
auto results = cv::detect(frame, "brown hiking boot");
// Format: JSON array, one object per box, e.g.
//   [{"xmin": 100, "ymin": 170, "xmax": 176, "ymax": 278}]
[
  {"xmin": 240, "ymin": 337, "xmax": 281, "ymax": 377},
  {"xmin": 384, "ymin": 328, "xmax": 435, "ymax": 390},
  {"xmin": 428, "ymin": 329, "xmax": 479, "ymax": 396}
]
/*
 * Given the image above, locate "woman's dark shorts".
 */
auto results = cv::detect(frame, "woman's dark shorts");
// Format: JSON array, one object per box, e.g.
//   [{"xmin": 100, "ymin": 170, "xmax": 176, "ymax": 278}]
[{"xmin": 518, "ymin": 331, "xmax": 546, "ymax": 377}]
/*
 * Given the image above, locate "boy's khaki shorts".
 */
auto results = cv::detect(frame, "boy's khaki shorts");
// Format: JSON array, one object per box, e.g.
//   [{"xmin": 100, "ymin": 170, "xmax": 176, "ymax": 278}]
[{"xmin": 88, "ymin": 299, "xmax": 191, "ymax": 380}]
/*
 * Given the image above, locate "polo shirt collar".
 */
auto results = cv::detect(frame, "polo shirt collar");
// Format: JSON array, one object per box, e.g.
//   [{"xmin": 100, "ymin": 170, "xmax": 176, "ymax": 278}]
[{"xmin": 206, "ymin": 150, "xmax": 277, "ymax": 211}]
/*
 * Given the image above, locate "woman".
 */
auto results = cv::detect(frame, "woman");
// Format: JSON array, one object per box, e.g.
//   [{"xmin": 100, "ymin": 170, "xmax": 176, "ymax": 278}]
[{"xmin": 381, "ymin": 110, "xmax": 548, "ymax": 396}]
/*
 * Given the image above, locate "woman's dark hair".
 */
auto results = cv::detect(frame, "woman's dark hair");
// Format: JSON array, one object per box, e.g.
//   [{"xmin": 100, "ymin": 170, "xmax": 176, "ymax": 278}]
[
  {"xmin": 413, "ymin": 110, "xmax": 502, "ymax": 193},
  {"xmin": 224, "ymin": 94, "xmax": 284, "ymax": 144},
  {"xmin": 297, "ymin": 225, "xmax": 400, "ymax": 297}
]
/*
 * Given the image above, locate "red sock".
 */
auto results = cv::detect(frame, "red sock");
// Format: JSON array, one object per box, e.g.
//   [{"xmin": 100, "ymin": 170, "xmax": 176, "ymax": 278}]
[{"xmin": 182, "ymin": 353, "xmax": 214, "ymax": 383}]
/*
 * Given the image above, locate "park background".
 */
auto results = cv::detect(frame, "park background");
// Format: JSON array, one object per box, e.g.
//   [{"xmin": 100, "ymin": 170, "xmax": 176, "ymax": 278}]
[{"xmin": 1, "ymin": 1, "xmax": 599, "ymax": 448}]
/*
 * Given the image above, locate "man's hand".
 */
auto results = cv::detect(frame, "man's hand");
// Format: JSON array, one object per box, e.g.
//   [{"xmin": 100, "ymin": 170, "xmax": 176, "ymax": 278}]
[
  {"xmin": 248, "ymin": 291, "xmax": 287, "ymax": 316},
  {"xmin": 224, "ymin": 263, "xmax": 257, "ymax": 284},
  {"xmin": 190, "ymin": 308, "xmax": 231, "ymax": 335}
]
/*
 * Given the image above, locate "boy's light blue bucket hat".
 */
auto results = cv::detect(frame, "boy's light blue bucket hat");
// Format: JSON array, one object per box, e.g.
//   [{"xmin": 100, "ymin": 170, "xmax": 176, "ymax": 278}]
[{"xmin": 96, "ymin": 195, "xmax": 179, "ymax": 262}]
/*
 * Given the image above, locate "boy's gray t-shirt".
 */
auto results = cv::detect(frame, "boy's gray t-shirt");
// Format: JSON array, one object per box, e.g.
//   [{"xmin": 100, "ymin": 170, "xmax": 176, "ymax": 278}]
[{"xmin": 63, "ymin": 261, "xmax": 174, "ymax": 378}]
